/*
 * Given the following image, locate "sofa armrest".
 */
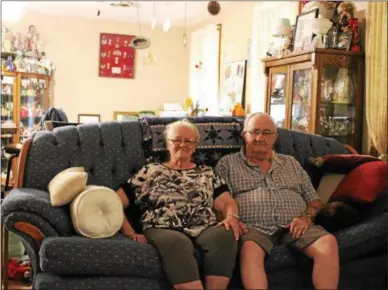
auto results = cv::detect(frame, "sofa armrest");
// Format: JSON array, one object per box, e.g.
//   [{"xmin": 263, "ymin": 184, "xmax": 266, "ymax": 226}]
[{"xmin": 1, "ymin": 188, "xmax": 74, "ymax": 237}]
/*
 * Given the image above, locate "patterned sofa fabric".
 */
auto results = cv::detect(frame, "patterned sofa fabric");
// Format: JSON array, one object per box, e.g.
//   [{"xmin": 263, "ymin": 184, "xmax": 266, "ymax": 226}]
[
  {"xmin": 139, "ymin": 117, "xmax": 350, "ymax": 169},
  {"xmin": 34, "ymin": 273, "xmax": 161, "ymax": 290},
  {"xmin": 2, "ymin": 188, "xmax": 74, "ymax": 236},
  {"xmin": 39, "ymin": 235, "xmax": 164, "ymax": 278},
  {"xmin": 24, "ymin": 121, "xmax": 145, "ymax": 191}
]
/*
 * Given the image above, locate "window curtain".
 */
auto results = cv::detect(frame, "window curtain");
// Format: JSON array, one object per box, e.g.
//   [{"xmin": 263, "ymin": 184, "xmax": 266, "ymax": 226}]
[
  {"xmin": 365, "ymin": 2, "xmax": 388, "ymax": 160},
  {"xmin": 250, "ymin": 1, "xmax": 298, "ymax": 113},
  {"xmin": 189, "ymin": 24, "xmax": 220, "ymax": 115}
]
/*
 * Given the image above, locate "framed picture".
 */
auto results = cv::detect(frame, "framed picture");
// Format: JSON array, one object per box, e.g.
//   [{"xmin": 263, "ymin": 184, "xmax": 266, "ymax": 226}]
[
  {"xmin": 293, "ymin": 9, "xmax": 319, "ymax": 52},
  {"xmin": 220, "ymin": 60, "xmax": 247, "ymax": 114},
  {"xmin": 99, "ymin": 33, "xmax": 136, "ymax": 79},
  {"xmin": 336, "ymin": 32, "xmax": 353, "ymax": 50},
  {"xmin": 78, "ymin": 114, "xmax": 101, "ymax": 123},
  {"xmin": 113, "ymin": 111, "xmax": 138, "ymax": 121}
]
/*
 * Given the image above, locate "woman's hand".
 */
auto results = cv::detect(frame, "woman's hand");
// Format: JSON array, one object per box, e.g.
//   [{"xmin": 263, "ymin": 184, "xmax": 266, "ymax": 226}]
[
  {"xmin": 217, "ymin": 215, "xmax": 240, "ymax": 240},
  {"xmin": 124, "ymin": 232, "xmax": 147, "ymax": 244}
]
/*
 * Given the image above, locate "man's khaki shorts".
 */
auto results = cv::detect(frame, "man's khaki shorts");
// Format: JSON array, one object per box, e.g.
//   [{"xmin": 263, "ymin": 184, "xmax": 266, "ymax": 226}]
[{"xmin": 240, "ymin": 225, "xmax": 330, "ymax": 255}]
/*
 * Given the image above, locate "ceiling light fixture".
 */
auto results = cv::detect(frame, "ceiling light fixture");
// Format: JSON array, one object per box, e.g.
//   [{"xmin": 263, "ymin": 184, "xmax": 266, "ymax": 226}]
[
  {"xmin": 130, "ymin": 0, "xmax": 151, "ymax": 50},
  {"xmin": 163, "ymin": 19, "xmax": 171, "ymax": 32},
  {"xmin": 110, "ymin": 1, "xmax": 137, "ymax": 8},
  {"xmin": 151, "ymin": 1, "xmax": 156, "ymax": 30},
  {"xmin": 183, "ymin": 2, "xmax": 187, "ymax": 47},
  {"xmin": 163, "ymin": 3, "xmax": 171, "ymax": 32}
]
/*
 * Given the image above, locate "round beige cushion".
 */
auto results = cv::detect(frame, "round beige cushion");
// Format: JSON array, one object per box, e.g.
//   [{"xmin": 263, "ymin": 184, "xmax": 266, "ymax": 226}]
[{"xmin": 70, "ymin": 185, "xmax": 124, "ymax": 239}]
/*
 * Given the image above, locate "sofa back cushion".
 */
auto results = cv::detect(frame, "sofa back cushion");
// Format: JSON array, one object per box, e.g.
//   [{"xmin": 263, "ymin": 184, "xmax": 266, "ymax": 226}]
[
  {"xmin": 140, "ymin": 117, "xmax": 244, "ymax": 167},
  {"xmin": 24, "ymin": 121, "xmax": 145, "ymax": 191},
  {"xmin": 139, "ymin": 117, "xmax": 350, "ymax": 168}
]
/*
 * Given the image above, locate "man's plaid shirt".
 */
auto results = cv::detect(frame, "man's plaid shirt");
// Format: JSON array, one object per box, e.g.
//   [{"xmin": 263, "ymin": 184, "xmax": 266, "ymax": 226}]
[{"xmin": 215, "ymin": 149, "xmax": 320, "ymax": 235}]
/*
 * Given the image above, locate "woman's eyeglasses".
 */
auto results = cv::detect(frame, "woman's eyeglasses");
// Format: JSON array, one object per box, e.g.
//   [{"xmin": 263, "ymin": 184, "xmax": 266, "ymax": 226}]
[
  {"xmin": 168, "ymin": 139, "xmax": 198, "ymax": 146},
  {"xmin": 246, "ymin": 129, "xmax": 275, "ymax": 137}
]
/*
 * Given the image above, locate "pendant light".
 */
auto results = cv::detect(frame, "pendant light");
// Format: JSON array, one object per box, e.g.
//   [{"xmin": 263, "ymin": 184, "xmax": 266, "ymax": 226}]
[
  {"xmin": 183, "ymin": 2, "xmax": 188, "ymax": 47},
  {"xmin": 151, "ymin": 1, "xmax": 156, "ymax": 30},
  {"xmin": 130, "ymin": 0, "xmax": 151, "ymax": 49}
]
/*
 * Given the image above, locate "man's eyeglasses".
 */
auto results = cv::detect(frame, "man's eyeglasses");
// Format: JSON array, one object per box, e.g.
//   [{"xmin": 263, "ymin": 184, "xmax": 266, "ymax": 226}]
[
  {"xmin": 246, "ymin": 129, "xmax": 275, "ymax": 137},
  {"xmin": 168, "ymin": 139, "xmax": 198, "ymax": 146}
]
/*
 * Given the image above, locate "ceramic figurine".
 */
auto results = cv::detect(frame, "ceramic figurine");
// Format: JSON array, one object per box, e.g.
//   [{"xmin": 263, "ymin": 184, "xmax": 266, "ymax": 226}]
[
  {"xmin": 2, "ymin": 27, "xmax": 12, "ymax": 53},
  {"xmin": 349, "ymin": 18, "xmax": 361, "ymax": 52},
  {"xmin": 337, "ymin": 2, "xmax": 355, "ymax": 32}
]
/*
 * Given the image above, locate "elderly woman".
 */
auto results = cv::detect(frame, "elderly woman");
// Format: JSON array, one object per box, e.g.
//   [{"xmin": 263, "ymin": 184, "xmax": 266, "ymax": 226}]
[{"xmin": 116, "ymin": 119, "xmax": 240, "ymax": 290}]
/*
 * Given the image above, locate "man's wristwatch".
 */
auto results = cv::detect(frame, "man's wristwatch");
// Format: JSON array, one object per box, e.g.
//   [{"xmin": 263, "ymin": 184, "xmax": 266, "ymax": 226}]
[{"xmin": 227, "ymin": 213, "xmax": 240, "ymax": 220}]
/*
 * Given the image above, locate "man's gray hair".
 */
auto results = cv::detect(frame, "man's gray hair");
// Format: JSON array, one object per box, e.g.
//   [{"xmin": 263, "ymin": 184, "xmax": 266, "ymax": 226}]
[{"xmin": 243, "ymin": 112, "xmax": 277, "ymax": 132}]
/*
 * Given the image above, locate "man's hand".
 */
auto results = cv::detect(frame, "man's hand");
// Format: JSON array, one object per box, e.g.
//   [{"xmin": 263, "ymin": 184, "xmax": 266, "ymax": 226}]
[
  {"xmin": 217, "ymin": 215, "xmax": 240, "ymax": 240},
  {"xmin": 287, "ymin": 216, "xmax": 313, "ymax": 239},
  {"xmin": 124, "ymin": 232, "xmax": 147, "ymax": 243}
]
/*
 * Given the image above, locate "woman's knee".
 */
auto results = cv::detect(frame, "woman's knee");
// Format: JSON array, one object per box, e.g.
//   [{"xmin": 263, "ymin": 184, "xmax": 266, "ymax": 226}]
[
  {"xmin": 145, "ymin": 229, "xmax": 195, "ymax": 253},
  {"xmin": 203, "ymin": 227, "xmax": 237, "ymax": 251}
]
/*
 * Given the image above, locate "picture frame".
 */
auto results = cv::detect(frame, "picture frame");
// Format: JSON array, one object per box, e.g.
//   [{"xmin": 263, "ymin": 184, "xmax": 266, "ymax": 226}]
[
  {"xmin": 220, "ymin": 60, "xmax": 247, "ymax": 114},
  {"xmin": 293, "ymin": 8, "xmax": 319, "ymax": 52},
  {"xmin": 78, "ymin": 114, "xmax": 101, "ymax": 123},
  {"xmin": 113, "ymin": 111, "xmax": 138, "ymax": 121},
  {"xmin": 99, "ymin": 33, "xmax": 136, "ymax": 79},
  {"xmin": 336, "ymin": 32, "xmax": 353, "ymax": 50}
]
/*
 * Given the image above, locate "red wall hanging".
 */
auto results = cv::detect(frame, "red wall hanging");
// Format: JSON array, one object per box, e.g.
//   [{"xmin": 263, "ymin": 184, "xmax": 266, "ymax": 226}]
[{"xmin": 99, "ymin": 33, "xmax": 136, "ymax": 79}]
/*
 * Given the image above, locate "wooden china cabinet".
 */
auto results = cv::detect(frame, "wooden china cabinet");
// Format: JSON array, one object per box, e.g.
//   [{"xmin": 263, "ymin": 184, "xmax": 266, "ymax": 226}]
[{"xmin": 261, "ymin": 48, "xmax": 364, "ymax": 152}]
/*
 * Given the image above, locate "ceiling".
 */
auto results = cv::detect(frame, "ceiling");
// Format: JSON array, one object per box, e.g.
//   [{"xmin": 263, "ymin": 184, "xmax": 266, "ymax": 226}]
[{"xmin": 4, "ymin": 1, "xmax": 238, "ymax": 27}]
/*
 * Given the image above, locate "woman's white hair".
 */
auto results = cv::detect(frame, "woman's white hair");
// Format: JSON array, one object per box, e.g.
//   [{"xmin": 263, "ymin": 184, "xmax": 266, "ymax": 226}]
[{"xmin": 164, "ymin": 119, "xmax": 200, "ymax": 141}]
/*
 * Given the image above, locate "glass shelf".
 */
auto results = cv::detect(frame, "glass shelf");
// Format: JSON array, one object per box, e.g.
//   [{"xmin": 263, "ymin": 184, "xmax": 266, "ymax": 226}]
[
  {"xmin": 19, "ymin": 76, "xmax": 48, "ymax": 143},
  {"xmin": 319, "ymin": 65, "xmax": 356, "ymax": 145},
  {"xmin": 291, "ymin": 68, "xmax": 312, "ymax": 133},
  {"xmin": 269, "ymin": 72, "xmax": 287, "ymax": 128}
]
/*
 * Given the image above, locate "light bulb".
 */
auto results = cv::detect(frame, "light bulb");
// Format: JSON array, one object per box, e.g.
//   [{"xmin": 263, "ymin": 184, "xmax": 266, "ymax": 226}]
[
  {"xmin": 151, "ymin": 15, "xmax": 156, "ymax": 30},
  {"xmin": 163, "ymin": 19, "xmax": 171, "ymax": 32},
  {"xmin": 183, "ymin": 33, "xmax": 187, "ymax": 47}
]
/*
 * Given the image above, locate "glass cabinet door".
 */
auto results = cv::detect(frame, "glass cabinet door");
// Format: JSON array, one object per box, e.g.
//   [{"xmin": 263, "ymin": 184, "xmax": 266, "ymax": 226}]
[
  {"xmin": 268, "ymin": 69, "xmax": 287, "ymax": 128},
  {"xmin": 318, "ymin": 64, "xmax": 357, "ymax": 146},
  {"xmin": 1, "ymin": 74, "xmax": 17, "ymax": 184},
  {"xmin": 1, "ymin": 75, "xmax": 16, "ymax": 125},
  {"xmin": 290, "ymin": 66, "xmax": 312, "ymax": 133},
  {"xmin": 19, "ymin": 75, "xmax": 48, "ymax": 143}
]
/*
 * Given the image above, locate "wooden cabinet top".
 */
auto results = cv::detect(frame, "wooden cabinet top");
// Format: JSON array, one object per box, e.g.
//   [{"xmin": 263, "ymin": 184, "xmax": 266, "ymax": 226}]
[{"xmin": 261, "ymin": 48, "xmax": 364, "ymax": 70}]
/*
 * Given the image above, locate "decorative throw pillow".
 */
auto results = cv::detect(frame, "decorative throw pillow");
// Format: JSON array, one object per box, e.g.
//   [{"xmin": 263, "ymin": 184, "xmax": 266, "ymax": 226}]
[
  {"xmin": 70, "ymin": 185, "xmax": 124, "ymax": 239},
  {"xmin": 309, "ymin": 154, "xmax": 379, "ymax": 174},
  {"xmin": 48, "ymin": 167, "xmax": 88, "ymax": 206},
  {"xmin": 330, "ymin": 161, "xmax": 388, "ymax": 203},
  {"xmin": 316, "ymin": 173, "xmax": 347, "ymax": 204}
]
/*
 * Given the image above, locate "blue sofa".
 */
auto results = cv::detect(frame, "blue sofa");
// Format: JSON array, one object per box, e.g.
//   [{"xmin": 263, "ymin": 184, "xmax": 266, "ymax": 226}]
[{"xmin": 1, "ymin": 117, "xmax": 387, "ymax": 290}]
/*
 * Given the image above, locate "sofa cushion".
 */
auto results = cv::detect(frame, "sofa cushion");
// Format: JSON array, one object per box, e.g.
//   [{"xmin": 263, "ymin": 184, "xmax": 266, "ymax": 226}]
[
  {"xmin": 309, "ymin": 154, "xmax": 379, "ymax": 174},
  {"xmin": 316, "ymin": 173, "xmax": 346, "ymax": 204},
  {"xmin": 48, "ymin": 167, "xmax": 87, "ymax": 206},
  {"xmin": 34, "ymin": 272, "xmax": 161, "ymax": 290},
  {"xmin": 265, "ymin": 244, "xmax": 299, "ymax": 272},
  {"xmin": 334, "ymin": 212, "xmax": 388, "ymax": 263},
  {"xmin": 331, "ymin": 161, "xmax": 388, "ymax": 203},
  {"xmin": 70, "ymin": 186, "xmax": 123, "ymax": 238},
  {"xmin": 39, "ymin": 235, "xmax": 163, "ymax": 278}
]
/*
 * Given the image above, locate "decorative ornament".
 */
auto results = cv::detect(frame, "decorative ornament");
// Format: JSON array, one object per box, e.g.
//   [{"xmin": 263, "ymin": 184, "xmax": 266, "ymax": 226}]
[{"xmin": 207, "ymin": 1, "xmax": 221, "ymax": 16}]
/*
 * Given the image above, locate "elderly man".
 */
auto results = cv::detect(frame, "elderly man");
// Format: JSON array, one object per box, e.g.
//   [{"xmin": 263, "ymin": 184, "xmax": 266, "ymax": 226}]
[{"xmin": 215, "ymin": 112, "xmax": 339, "ymax": 290}]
